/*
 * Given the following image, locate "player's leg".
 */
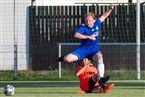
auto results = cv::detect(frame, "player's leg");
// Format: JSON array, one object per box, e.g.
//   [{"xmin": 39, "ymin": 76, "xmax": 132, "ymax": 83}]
[
  {"xmin": 92, "ymin": 74, "xmax": 110, "ymax": 89},
  {"xmin": 91, "ymin": 74, "xmax": 100, "ymax": 82},
  {"xmin": 64, "ymin": 54, "xmax": 78, "ymax": 62},
  {"xmin": 92, "ymin": 52, "xmax": 105, "ymax": 78},
  {"xmin": 57, "ymin": 54, "xmax": 78, "ymax": 62},
  {"xmin": 91, "ymin": 86, "xmax": 104, "ymax": 93},
  {"xmin": 87, "ymin": 75, "xmax": 100, "ymax": 93},
  {"xmin": 91, "ymin": 82, "xmax": 114, "ymax": 93},
  {"xmin": 58, "ymin": 48, "xmax": 88, "ymax": 62},
  {"xmin": 87, "ymin": 75, "xmax": 104, "ymax": 93},
  {"xmin": 93, "ymin": 53, "xmax": 110, "ymax": 88},
  {"xmin": 86, "ymin": 77, "xmax": 96, "ymax": 93},
  {"xmin": 98, "ymin": 75, "xmax": 110, "ymax": 88}
]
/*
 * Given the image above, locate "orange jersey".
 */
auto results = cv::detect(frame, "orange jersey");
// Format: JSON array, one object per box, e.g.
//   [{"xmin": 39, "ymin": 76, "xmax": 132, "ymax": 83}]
[{"xmin": 75, "ymin": 65, "xmax": 98, "ymax": 92}]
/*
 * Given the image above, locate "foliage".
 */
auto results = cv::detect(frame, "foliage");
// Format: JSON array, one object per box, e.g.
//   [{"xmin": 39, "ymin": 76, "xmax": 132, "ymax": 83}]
[{"xmin": 0, "ymin": 69, "xmax": 145, "ymax": 81}]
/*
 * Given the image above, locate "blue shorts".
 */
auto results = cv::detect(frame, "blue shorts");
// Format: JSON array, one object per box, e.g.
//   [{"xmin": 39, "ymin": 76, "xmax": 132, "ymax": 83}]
[{"xmin": 70, "ymin": 46, "xmax": 100, "ymax": 61}]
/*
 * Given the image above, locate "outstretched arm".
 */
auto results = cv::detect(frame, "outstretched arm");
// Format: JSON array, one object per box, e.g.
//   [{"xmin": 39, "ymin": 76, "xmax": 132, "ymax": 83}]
[
  {"xmin": 74, "ymin": 32, "xmax": 96, "ymax": 41},
  {"xmin": 99, "ymin": 4, "xmax": 114, "ymax": 22}
]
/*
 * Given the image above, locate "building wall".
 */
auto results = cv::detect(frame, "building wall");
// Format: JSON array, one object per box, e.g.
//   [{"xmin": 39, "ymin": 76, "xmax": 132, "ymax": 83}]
[{"xmin": 0, "ymin": 0, "xmax": 30, "ymax": 70}]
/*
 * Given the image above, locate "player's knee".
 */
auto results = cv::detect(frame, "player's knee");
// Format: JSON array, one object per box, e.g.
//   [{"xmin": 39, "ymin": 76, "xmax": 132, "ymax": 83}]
[
  {"xmin": 92, "ymin": 74, "xmax": 100, "ymax": 82},
  {"xmin": 97, "ymin": 54, "xmax": 103, "ymax": 61},
  {"xmin": 64, "ymin": 54, "xmax": 78, "ymax": 62},
  {"xmin": 65, "ymin": 57, "xmax": 73, "ymax": 63}
]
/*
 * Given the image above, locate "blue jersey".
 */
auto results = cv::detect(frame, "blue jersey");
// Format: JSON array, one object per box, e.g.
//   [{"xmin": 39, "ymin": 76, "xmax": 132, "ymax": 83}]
[
  {"xmin": 76, "ymin": 19, "xmax": 101, "ymax": 49},
  {"xmin": 70, "ymin": 19, "xmax": 101, "ymax": 60}
]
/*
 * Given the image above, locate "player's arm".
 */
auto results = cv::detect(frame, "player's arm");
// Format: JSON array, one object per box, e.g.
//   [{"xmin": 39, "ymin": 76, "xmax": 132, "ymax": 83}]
[
  {"xmin": 99, "ymin": 4, "xmax": 114, "ymax": 22},
  {"xmin": 75, "ymin": 63, "xmax": 93, "ymax": 77},
  {"xmin": 74, "ymin": 32, "xmax": 96, "ymax": 41},
  {"xmin": 75, "ymin": 66, "xmax": 87, "ymax": 77}
]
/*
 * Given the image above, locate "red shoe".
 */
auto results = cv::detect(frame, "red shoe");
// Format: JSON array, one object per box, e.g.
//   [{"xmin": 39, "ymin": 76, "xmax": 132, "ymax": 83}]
[
  {"xmin": 104, "ymin": 83, "xmax": 114, "ymax": 93},
  {"xmin": 76, "ymin": 90, "xmax": 86, "ymax": 94}
]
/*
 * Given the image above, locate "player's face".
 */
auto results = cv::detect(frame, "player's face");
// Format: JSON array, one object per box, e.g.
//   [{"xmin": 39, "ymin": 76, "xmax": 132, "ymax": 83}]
[
  {"xmin": 82, "ymin": 58, "xmax": 90, "ymax": 65},
  {"xmin": 85, "ymin": 16, "xmax": 94, "ymax": 27}
]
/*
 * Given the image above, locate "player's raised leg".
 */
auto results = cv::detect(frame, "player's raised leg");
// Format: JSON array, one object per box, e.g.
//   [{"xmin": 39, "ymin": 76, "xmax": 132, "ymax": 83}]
[
  {"xmin": 58, "ymin": 54, "xmax": 78, "ymax": 63},
  {"xmin": 64, "ymin": 54, "xmax": 78, "ymax": 62}
]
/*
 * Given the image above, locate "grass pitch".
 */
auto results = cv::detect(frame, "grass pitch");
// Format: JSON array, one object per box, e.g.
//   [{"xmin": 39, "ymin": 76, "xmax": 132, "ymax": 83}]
[{"xmin": 0, "ymin": 80, "xmax": 145, "ymax": 97}]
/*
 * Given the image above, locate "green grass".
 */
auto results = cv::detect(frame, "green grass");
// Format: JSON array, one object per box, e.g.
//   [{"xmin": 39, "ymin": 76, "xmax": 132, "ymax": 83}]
[{"xmin": 0, "ymin": 80, "xmax": 145, "ymax": 97}]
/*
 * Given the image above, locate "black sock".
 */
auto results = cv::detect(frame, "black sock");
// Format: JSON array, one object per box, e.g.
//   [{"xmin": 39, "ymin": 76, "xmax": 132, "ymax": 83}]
[{"xmin": 57, "ymin": 56, "xmax": 64, "ymax": 62}]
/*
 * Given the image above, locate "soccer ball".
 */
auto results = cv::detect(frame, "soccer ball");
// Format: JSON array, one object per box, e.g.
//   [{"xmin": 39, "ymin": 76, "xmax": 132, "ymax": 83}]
[{"xmin": 3, "ymin": 85, "xmax": 15, "ymax": 96}]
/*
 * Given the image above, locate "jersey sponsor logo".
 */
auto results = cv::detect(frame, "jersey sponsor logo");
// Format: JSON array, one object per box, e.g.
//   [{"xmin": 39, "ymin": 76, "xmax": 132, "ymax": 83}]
[
  {"xmin": 84, "ymin": 71, "xmax": 95, "ymax": 75},
  {"xmin": 91, "ymin": 31, "xmax": 99, "ymax": 37}
]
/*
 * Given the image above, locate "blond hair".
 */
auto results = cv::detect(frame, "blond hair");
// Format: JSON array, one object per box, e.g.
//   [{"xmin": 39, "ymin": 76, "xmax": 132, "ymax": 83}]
[{"xmin": 84, "ymin": 12, "xmax": 95, "ymax": 20}]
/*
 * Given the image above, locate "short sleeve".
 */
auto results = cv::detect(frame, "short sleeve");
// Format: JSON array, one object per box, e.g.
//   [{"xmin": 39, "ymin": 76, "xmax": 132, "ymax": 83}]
[
  {"xmin": 75, "ymin": 66, "xmax": 82, "ymax": 73},
  {"xmin": 95, "ymin": 19, "xmax": 101, "ymax": 27},
  {"xmin": 76, "ymin": 24, "xmax": 85, "ymax": 34}
]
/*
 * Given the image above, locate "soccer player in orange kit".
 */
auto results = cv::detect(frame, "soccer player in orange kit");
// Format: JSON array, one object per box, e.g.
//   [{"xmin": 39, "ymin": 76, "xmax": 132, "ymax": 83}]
[{"xmin": 75, "ymin": 58, "xmax": 114, "ymax": 94}]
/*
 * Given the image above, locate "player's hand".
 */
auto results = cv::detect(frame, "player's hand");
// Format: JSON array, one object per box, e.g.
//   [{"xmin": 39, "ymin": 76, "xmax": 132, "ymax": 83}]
[
  {"xmin": 88, "ymin": 36, "xmax": 96, "ymax": 41},
  {"xmin": 85, "ymin": 63, "xmax": 93, "ymax": 67},
  {"xmin": 109, "ymin": 4, "xmax": 114, "ymax": 10},
  {"xmin": 88, "ymin": 63, "xmax": 93, "ymax": 66}
]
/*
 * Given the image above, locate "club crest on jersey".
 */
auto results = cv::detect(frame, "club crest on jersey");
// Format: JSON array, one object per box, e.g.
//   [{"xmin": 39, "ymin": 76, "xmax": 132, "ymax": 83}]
[{"xmin": 96, "ymin": 26, "xmax": 99, "ymax": 30}]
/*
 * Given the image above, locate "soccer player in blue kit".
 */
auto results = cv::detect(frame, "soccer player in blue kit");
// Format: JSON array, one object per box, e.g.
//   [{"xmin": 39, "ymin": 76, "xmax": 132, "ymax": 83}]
[{"xmin": 58, "ymin": 4, "xmax": 114, "ymax": 81}]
